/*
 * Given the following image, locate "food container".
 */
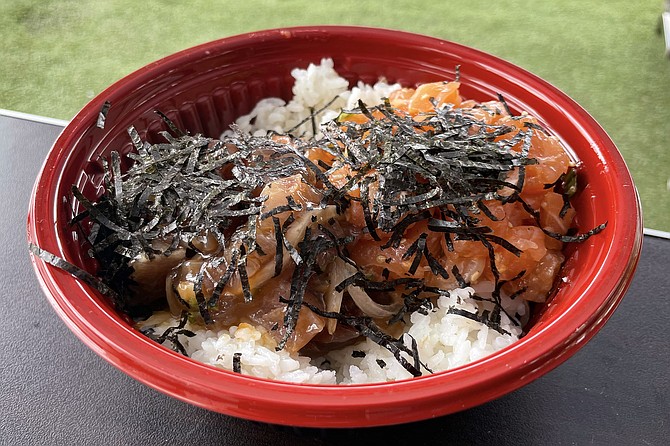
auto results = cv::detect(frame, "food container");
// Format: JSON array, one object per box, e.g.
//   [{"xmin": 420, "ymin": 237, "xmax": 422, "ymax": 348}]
[{"xmin": 27, "ymin": 26, "xmax": 642, "ymax": 428}]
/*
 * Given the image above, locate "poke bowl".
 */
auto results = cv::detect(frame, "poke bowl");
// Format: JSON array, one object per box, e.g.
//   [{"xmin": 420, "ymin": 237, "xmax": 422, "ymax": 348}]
[{"xmin": 27, "ymin": 26, "xmax": 642, "ymax": 428}]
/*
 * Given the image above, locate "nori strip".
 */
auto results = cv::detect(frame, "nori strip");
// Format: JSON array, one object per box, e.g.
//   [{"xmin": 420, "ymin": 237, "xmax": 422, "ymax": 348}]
[
  {"xmin": 405, "ymin": 233, "xmax": 427, "ymax": 275},
  {"xmin": 496, "ymin": 93, "xmax": 514, "ymax": 117},
  {"xmin": 127, "ymin": 126, "xmax": 143, "ymax": 151},
  {"xmin": 29, "ymin": 243, "xmax": 119, "ymax": 301},
  {"xmin": 545, "ymin": 167, "xmax": 577, "ymax": 218},
  {"xmin": 389, "ymin": 287, "xmax": 434, "ymax": 325},
  {"xmin": 542, "ymin": 222, "xmax": 607, "ymax": 243},
  {"xmin": 280, "ymin": 213, "xmax": 303, "ymax": 266},
  {"xmin": 334, "ymin": 272, "xmax": 366, "ymax": 293},
  {"xmin": 237, "ymin": 245, "xmax": 253, "ymax": 303},
  {"xmin": 272, "ymin": 216, "xmax": 284, "ymax": 277},
  {"xmin": 149, "ymin": 311, "xmax": 195, "ymax": 356},
  {"xmin": 359, "ymin": 180, "xmax": 381, "ymax": 241},
  {"xmin": 452, "ymin": 265, "xmax": 467, "ymax": 288},
  {"xmin": 424, "ymin": 246, "xmax": 450, "ymax": 279},
  {"xmin": 427, "ymin": 218, "xmax": 490, "ymax": 234},
  {"xmin": 355, "ymin": 277, "xmax": 423, "ymax": 292},
  {"xmin": 276, "ymin": 235, "xmax": 334, "ymax": 350},
  {"xmin": 110, "ymin": 151, "xmax": 124, "ymax": 212},
  {"xmin": 477, "ymin": 200, "xmax": 500, "ymax": 222},
  {"xmin": 301, "ymin": 301, "xmax": 426, "ymax": 377},
  {"xmin": 96, "ymin": 101, "xmax": 111, "ymax": 129},
  {"xmin": 482, "ymin": 234, "xmax": 523, "ymax": 257},
  {"xmin": 447, "ymin": 307, "xmax": 511, "ymax": 336},
  {"xmin": 232, "ymin": 352, "xmax": 242, "ymax": 373},
  {"xmin": 192, "ymin": 262, "xmax": 212, "ymax": 325},
  {"xmin": 515, "ymin": 195, "xmax": 608, "ymax": 242},
  {"xmin": 260, "ymin": 202, "xmax": 302, "ymax": 220},
  {"xmin": 353, "ymin": 320, "xmax": 425, "ymax": 377},
  {"xmin": 285, "ymin": 95, "xmax": 341, "ymax": 136},
  {"xmin": 154, "ymin": 110, "xmax": 186, "ymax": 137}
]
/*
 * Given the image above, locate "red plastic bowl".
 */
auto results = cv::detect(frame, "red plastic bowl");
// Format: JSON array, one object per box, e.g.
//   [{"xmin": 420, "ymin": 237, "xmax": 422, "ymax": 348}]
[{"xmin": 27, "ymin": 26, "xmax": 642, "ymax": 428}]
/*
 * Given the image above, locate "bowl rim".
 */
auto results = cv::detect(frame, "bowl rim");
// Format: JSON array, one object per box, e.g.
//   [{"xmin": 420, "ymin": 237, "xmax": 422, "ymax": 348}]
[{"xmin": 26, "ymin": 25, "xmax": 643, "ymax": 427}]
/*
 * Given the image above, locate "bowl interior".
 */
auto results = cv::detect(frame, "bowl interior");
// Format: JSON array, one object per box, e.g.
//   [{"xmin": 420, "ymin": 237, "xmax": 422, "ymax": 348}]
[{"xmin": 28, "ymin": 26, "xmax": 642, "ymax": 427}]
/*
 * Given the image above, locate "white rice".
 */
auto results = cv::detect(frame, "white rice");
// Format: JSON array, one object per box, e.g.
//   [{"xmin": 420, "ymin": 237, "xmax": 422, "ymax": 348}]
[
  {"xmin": 141, "ymin": 59, "xmax": 524, "ymax": 384},
  {"xmin": 226, "ymin": 58, "xmax": 401, "ymax": 137},
  {"xmin": 140, "ymin": 286, "xmax": 523, "ymax": 384},
  {"xmin": 324, "ymin": 287, "xmax": 523, "ymax": 384}
]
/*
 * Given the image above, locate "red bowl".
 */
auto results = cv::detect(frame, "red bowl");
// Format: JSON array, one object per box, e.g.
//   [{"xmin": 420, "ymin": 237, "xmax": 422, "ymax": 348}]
[{"xmin": 27, "ymin": 26, "xmax": 642, "ymax": 428}]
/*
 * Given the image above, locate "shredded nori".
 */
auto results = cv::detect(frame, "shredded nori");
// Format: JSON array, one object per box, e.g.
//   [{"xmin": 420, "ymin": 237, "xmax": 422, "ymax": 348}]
[
  {"xmin": 446, "ymin": 307, "xmax": 511, "ymax": 336},
  {"xmin": 143, "ymin": 311, "xmax": 195, "ymax": 355},
  {"xmin": 29, "ymin": 243, "xmax": 119, "ymax": 300},
  {"xmin": 232, "ymin": 352, "xmax": 242, "ymax": 373},
  {"xmin": 276, "ymin": 233, "xmax": 341, "ymax": 350},
  {"xmin": 65, "ymin": 114, "xmax": 307, "ymax": 314},
  {"xmin": 301, "ymin": 301, "xmax": 428, "ymax": 377},
  {"xmin": 38, "ymin": 90, "xmax": 608, "ymax": 379},
  {"xmin": 96, "ymin": 101, "xmax": 111, "ymax": 129}
]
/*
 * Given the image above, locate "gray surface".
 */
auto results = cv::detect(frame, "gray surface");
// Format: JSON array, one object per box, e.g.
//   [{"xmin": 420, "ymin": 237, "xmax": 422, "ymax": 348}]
[{"xmin": 1, "ymin": 115, "xmax": 668, "ymax": 445}]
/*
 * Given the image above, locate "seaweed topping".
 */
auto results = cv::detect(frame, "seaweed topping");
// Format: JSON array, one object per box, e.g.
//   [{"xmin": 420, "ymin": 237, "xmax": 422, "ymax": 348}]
[
  {"xmin": 277, "ymin": 233, "xmax": 339, "ymax": 350},
  {"xmin": 446, "ymin": 307, "xmax": 511, "ymax": 336},
  {"xmin": 45, "ymin": 91, "xmax": 608, "ymax": 379},
  {"xmin": 301, "ymin": 301, "xmax": 428, "ymax": 377},
  {"xmin": 142, "ymin": 311, "xmax": 195, "ymax": 356},
  {"xmin": 232, "ymin": 352, "xmax": 242, "ymax": 373},
  {"xmin": 96, "ymin": 101, "xmax": 111, "ymax": 129},
  {"xmin": 68, "ymin": 113, "xmax": 313, "ymax": 313},
  {"xmin": 29, "ymin": 243, "xmax": 119, "ymax": 300}
]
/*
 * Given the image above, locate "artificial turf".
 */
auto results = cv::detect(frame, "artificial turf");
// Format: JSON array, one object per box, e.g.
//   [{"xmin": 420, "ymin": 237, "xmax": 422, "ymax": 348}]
[{"xmin": 1, "ymin": 0, "xmax": 668, "ymax": 230}]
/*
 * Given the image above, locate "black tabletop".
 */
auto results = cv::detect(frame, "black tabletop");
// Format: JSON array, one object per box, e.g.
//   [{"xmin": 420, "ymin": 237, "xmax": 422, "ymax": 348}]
[{"xmin": 1, "ymin": 113, "xmax": 668, "ymax": 446}]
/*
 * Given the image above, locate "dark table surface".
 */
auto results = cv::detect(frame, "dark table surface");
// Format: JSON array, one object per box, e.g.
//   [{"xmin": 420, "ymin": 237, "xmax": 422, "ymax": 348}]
[{"xmin": 1, "ymin": 113, "xmax": 668, "ymax": 446}]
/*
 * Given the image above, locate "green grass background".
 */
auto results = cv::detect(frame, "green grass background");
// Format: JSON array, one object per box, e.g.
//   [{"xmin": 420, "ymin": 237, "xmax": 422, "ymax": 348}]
[{"xmin": 1, "ymin": 0, "xmax": 668, "ymax": 230}]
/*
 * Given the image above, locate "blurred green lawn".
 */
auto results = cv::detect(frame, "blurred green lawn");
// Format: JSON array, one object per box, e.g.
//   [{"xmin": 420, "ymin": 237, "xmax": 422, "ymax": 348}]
[{"xmin": 1, "ymin": 0, "xmax": 668, "ymax": 230}]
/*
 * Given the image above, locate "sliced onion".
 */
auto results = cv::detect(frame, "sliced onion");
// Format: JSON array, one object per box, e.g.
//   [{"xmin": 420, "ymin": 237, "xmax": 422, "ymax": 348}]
[
  {"xmin": 346, "ymin": 285, "xmax": 402, "ymax": 319},
  {"xmin": 324, "ymin": 256, "xmax": 404, "ymax": 331},
  {"xmin": 243, "ymin": 206, "xmax": 339, "ymax": 295},
  {"xmin": 165, "ymin": 270, "xmax": 183, "ymax": 315},
  {"xmin": 165, "ymin": 259, "xmax": 204, "ymax": 314},
  {"xmin": 324, "ymin": 258, "xmax": 348, "ymax": 334}
]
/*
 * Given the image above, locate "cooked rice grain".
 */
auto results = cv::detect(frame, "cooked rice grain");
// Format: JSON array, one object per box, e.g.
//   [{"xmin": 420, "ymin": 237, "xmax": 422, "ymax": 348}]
[
  {"xmin": 227, "ymin": 58, "xmax": 400, "ymax": 137},
  {"xmin": 141, "ymin": 287, "xmax": 522, "ymax": 384}
]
